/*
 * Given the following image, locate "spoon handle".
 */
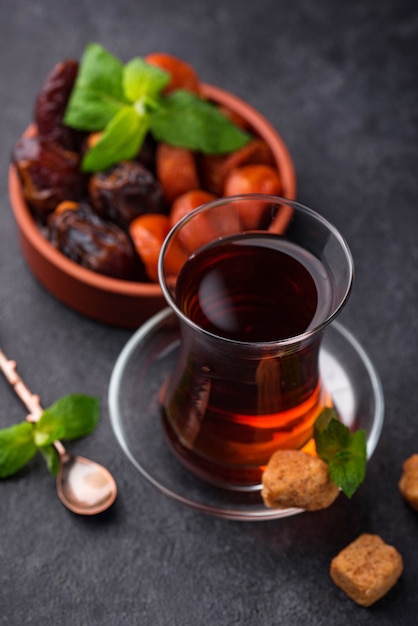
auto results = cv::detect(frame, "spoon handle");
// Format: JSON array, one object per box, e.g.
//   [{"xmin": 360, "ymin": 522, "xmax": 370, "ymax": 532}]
[{"xmin": 0, "ymin": 348, "xmax": 43, "ymax": 421}]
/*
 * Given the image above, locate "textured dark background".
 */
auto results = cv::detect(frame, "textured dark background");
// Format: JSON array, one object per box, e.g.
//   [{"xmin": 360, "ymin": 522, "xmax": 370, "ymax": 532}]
[{"xmin": 1, "ymin": 1, "xmax": 417, "ymax": 624}]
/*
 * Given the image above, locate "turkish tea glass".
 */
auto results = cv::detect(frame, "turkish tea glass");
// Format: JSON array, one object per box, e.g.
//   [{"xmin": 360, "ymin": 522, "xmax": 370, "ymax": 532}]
[{"xmin": 158, "ymin": 195, "xmax": 353, "ymax": 490}]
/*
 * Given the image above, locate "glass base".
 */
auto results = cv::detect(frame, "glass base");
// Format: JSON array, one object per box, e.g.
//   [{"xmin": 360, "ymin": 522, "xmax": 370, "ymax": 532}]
[{"xmin": 108, "ymin": 308, "xmax": 384, "ymax": 521}]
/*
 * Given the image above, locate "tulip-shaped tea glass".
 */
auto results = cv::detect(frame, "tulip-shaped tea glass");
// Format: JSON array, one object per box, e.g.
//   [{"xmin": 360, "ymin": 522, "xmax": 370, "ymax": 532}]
[{"xmin": 158, "ymin": 195, "xmax": 353, "ymax": 490}]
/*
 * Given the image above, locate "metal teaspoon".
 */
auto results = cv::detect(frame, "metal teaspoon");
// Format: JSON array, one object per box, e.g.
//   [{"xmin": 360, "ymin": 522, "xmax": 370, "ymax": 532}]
[{"xmin": 0, "ymin": 348, "xmax": 117, "ymax": 515}]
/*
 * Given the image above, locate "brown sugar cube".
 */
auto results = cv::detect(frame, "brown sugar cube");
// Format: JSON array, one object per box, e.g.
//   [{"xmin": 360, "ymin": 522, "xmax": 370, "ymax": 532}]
[
  {"xmin": 330, "ymin": 534, "xmax": 403, "ymax": 607},
  {"xmin": 261, "ymin": 449, "xmax": 340, "ymax": 511},
  {"xmin": 398, "ymin": 454, "xmax": 418, "ymax": 511}
]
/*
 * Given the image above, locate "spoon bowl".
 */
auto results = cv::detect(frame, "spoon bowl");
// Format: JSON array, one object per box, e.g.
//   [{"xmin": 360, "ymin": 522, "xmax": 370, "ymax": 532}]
[{"xmin": 54, "ymin": 440, "xmax": 117, "ymax": 515}]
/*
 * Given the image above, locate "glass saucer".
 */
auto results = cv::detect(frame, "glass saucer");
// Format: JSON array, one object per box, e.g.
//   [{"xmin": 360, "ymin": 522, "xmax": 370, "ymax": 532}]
[{"xmin": 108, "ymin": 308, "xmax": 384, "ymax": 521}]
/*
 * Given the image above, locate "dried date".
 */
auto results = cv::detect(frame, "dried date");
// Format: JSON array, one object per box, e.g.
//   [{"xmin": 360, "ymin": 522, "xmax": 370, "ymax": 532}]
[
  {"xmin": 12, "ymin": 136, "xmax": 87, "ymax": 222},
  {"xmin": 89, "ymin": 160, "xmax": 167, "ymax": 228},
  {"xmin": 48, "ymin": 203, "xmax": 143, "ymax": 280},
  {"xmin": 34, "ymin": 59, "xmax": 85, "ymax": 151}
]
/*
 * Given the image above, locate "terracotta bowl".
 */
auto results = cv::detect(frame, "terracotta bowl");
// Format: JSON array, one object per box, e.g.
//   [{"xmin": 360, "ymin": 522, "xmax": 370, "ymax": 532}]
[{"xmin": 9, "ymin": 84, "xmax": 297, "ymax": 328}]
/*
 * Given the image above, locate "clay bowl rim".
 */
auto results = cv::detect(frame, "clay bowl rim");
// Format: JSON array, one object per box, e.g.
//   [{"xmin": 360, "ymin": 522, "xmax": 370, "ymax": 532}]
[{"xmin": 9, "ymin": 82, "xmax": 297, "ymax": 299}]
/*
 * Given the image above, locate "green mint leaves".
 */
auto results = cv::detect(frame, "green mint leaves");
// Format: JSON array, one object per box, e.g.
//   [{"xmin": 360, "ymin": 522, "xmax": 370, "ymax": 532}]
[
  {"xmin": 0, "ymin": 394, "xmax": 100, "ymax": 478},
  {"xmin": 314, "ymin": 408, "xmax": 367, "ymax": 498},
  {"xmin": 0, "ymin": 422, "xmax": 37, "ymax": 478},
  {"xmin": 35, "ymin": 395, "xmax": 100, "ymax": 445},
  {"xmin": 63, "ymin": 43, "xmax": 250, "ymax": 172},
  {"xmin": 123, "ymin": 57, "xmax": 169, "ymax": 102},
  {"xmin": 64, "ymin": 44, "xmax": 129, "ymax": 131},
  {"xmin": 149, "ymin": 90, "xmax": 250, "ymax": 153},
  {"xmin": 82, "ymin": 106, "xmax": 149, "ymax": 173}
]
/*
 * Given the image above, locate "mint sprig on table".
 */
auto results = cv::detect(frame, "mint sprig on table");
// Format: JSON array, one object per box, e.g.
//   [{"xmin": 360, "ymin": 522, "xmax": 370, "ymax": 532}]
[
  {"xmin": 314, "ymin": 408, "xmax": 367, "ymax": 498},
  {"xmin": 63, "ymin": 43, "xmax": 250, "ymax": 172},
  {"xmin": 0, "ymin": 394, "xmax": 99, "ymax": 478}
]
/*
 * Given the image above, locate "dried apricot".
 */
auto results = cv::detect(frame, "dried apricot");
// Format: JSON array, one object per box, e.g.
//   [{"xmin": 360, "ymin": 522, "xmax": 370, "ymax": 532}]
[
  {"xmin": 156, "ymin": 143, "xmax": 200, "ymax": 204},
  {"xmin": 224, "ymin": 164, "xmax": 282, "ymax": 196},
  {"xmin": 170, "ymin": 190, "xmax": 242, "ymax": 255},
  {"xmin": 168, "ymin": 189, "xmax": 220, "ymax": 255},
  {"xmin": 129, "ymin": 214, "xmax": 172, "ymax": 282},
  {"xmin": 170, "ymin": 190, "xmax": 217, "ymax": 228},
  {"xmin": 199, "ymin": 138, "xmax": 276, "ymax": 195},
  {"xmin": 223, "ymin": 164, "xmax": 282, "ymax": 229},
  {"xmin": 144, "ymin": 53, "xmax": 201, "ymax": 95}
]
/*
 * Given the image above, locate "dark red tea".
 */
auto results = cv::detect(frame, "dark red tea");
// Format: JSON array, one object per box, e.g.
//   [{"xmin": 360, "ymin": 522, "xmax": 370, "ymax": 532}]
[
  {"xmin": 160, "ymin": 234, "xmax": 333, "ymax": 488},
  {"xmin": 177, "ymin": 236, "xmax": 324, "ymax": 341}
]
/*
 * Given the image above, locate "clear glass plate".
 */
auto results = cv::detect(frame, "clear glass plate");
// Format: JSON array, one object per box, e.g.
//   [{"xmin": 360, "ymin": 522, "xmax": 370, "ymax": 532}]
[{"xmin": 108, "ymin": 308, "xmax": 384, "ymax": 521}]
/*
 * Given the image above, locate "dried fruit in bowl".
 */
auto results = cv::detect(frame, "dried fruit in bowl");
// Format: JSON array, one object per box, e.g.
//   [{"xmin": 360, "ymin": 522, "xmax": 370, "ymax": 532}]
[
  {"xmin": 129, "ymin": 214, "xmax": 171, "ymax": 282},
  {"xmin": 34, "ymin": 59, "xmax": 85, "ymax": 151},
  {"xmin": 224, "ymin": 163, "xmax": 282, "ymax": 197},
  {"xmin": 48, "ymin": 203, "xmax": 141, "ymax": 279},
  {"xmin": 168, "ymin": 190, "xmax": 220, "ymax": 254},
  {"xmin": 12, "ymin": 136, "xmax": 86, "ymax": 222},
  {"xmin": 169, "ymin": 190, "xmax": 217, "ymax": 228},
  {"xmin": 223, "ymin": 164, "xmax": 283, "ymax": 229},
  {"xmin": 89, "ymin": 160, "xmax": 167, "ymax": 228},
  {"xmin": 199, "ymin": 138, "xmax": 276, "ymax": 195},
  {"xmin": 156, "ymin": 144, "xmax": 200, "ymax": 204}
]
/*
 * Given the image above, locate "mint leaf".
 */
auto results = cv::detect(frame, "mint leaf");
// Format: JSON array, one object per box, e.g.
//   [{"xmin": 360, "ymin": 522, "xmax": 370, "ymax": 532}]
[
  {"xmin": 314, "ymin": 408, "xmax": 367, "ymax": 498},
  {"xmin": 39, "ymin": 445, "xmax": 59, "ymax": 477},
  {"xmin": 33, "ymin": 411, "xmax": 66, "ymax": 447},
  {"xmin": 149, "ymin": 90, "xmax": 250, "ymax": 154},
  {"xmin": 314, "ymin": 408, "xmax": 350, "ymax": 462},
  {"xmin": 123, "ymin": 57, "xmax": 169, "ymax": 103},
  {"xmin": 0, "ymin": 422, "xmax": 37, "ymax": 478},
  {"xmin": 327, "ymin": 430, "xmax": 367, "ymax": 498},
  {"xmin": 37, "ymin": 394, "xmax": 100, "ymax": 441},
  {"xmin": 64, "ymin": 42, "xmax": 129, "ymax": 131},
  {"xmin": 82, "ymin": 106, "xmax": 149, "ymax": 172}
]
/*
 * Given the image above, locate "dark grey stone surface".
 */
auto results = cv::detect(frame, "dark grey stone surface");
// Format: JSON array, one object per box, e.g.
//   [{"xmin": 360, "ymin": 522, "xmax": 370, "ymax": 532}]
[{"xmin": 1, "ymin": 1, "xmax": 417, "ymax": 624}]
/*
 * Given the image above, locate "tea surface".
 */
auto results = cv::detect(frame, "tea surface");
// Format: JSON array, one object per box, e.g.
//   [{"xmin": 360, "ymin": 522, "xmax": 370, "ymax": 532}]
[{"xmin": 176, "ymin": 234, "xmax": 331, "ymax": 342}]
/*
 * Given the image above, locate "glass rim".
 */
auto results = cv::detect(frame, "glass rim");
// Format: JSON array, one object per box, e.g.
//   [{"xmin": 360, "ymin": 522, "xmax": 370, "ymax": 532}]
[{"xmin": 158, "ymin": 194, "xmax": 354, "ymax": 348}]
